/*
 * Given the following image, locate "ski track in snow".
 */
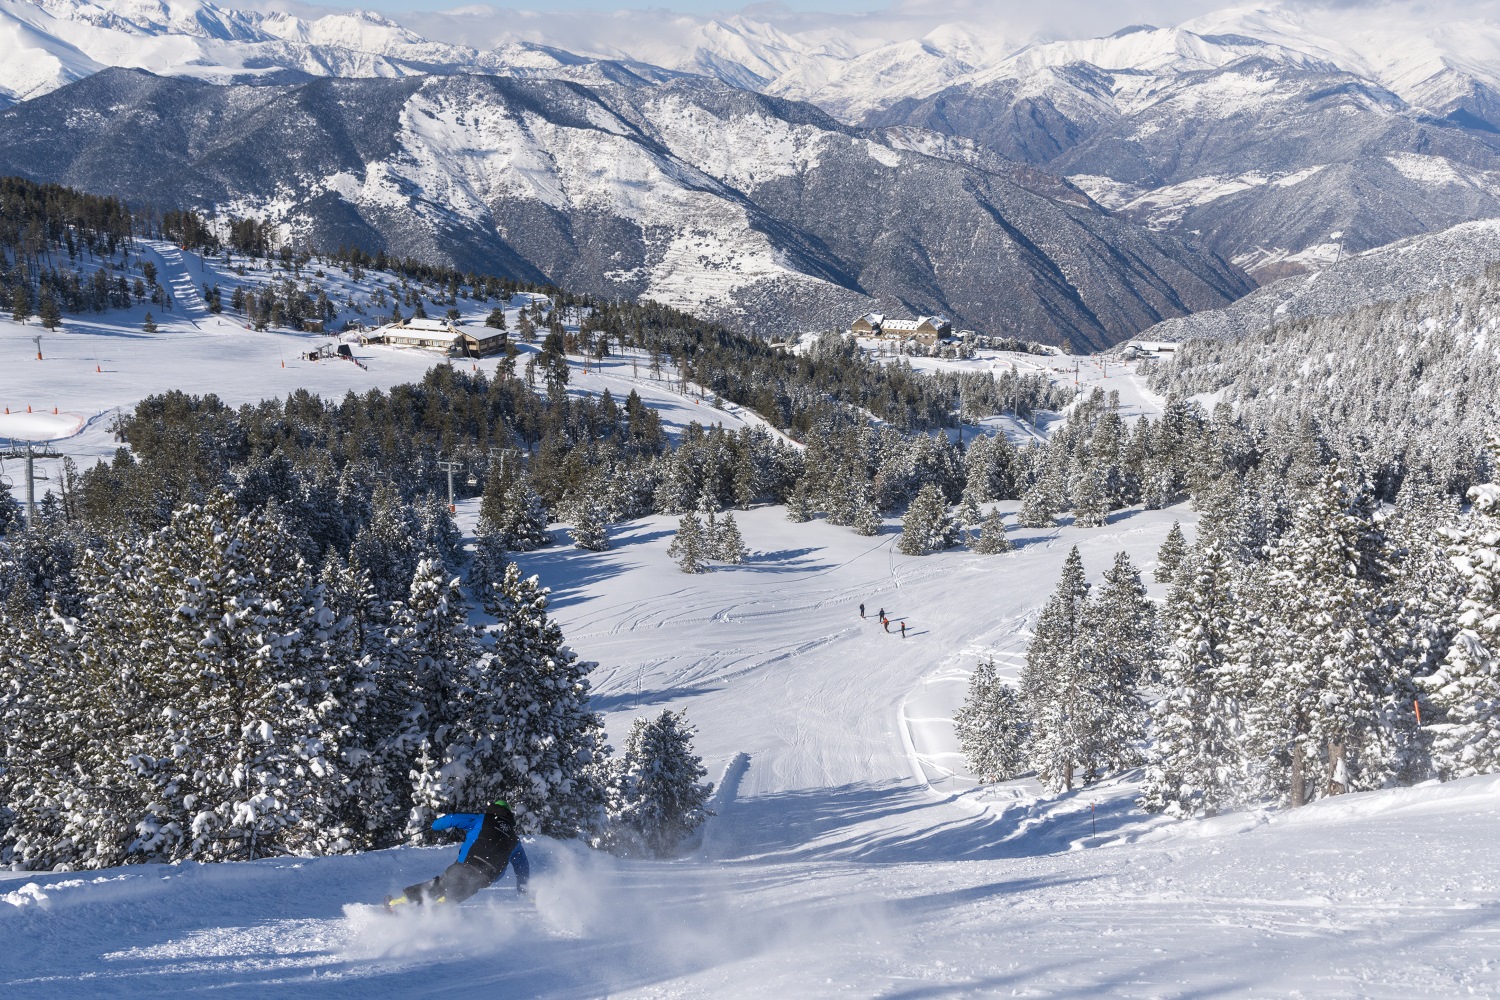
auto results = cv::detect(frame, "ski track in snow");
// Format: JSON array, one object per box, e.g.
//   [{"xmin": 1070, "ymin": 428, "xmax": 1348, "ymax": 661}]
[{"xmin": 3, "ymin": 300, "xmax": 1499, "ymax": 994}]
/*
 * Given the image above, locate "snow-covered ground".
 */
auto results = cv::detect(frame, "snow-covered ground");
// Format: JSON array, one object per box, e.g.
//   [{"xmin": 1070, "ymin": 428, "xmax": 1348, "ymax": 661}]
[
  {"xmin": 0, "ymin": 239, "xmax": 759, "ymax": 499},
  {"xmin": 5, "ymin": 292, "xmax": 1495, "ymax": 996},
  {"xmin": 5, "ymin": 498, "xmax": 1500, "ymax": 997}
]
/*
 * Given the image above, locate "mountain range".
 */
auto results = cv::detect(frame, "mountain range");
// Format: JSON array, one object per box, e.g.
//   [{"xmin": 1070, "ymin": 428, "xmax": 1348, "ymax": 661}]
[
  {"xmin": 0, "ymin": 67, "xmax": 1250, "ymax": 348},
  {"xmin": 5, "ymin": 0, "xmax": 1500, "ymax": 343}
]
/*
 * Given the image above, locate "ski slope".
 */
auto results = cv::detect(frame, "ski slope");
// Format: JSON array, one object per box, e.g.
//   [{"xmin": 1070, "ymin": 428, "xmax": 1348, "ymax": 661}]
[
  {"xmin": 0, "ymin": 239, "xmax": 761, "ymax": 500},
  {"xmin": 4, "ymin": 289, "xmax": 1496, "ymax": 995},
  {"xmin": 5, "ymin": 497, "xmax": 1499, "ymax": 997}
]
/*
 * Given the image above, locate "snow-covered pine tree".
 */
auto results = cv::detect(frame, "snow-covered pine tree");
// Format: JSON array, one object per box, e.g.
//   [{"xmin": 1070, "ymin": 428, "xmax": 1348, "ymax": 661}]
[
  {"xmin": 501, "ymin": 473, "xmax": 553, "ymax": 551},
  {"xmin": 1020, "ymin": 546, "xmax": 1090, "ymax": 791},
  {"xmin": 1154, "ymin": 521, "xmax": 1188, "ymax": 583},
  {"xmin": 1074, "ymin": 552, "xmax": 1155, "ymax": 777},
  {"xmin": 1242, "ymin": 465, "xmax": 1398, "ymax": 806},
  {"xmin": 852, "ymin": 486, "xmax": 882, "ymax": 536},
  {"xmin": 973, "ymin": 507, "xmax": 1012, "ymax": 554},
  {"xmin": 1016, "ymin": 474, "xmax": 1060, "ymax": 529},
  {"xmin": 1420, "ymin": 433, "xmax": 1500, "ymax": 779},
  {"xmin": 1070, "ymin": 464, "xmax": 1111, "ymax": 529},
  {"xmin": 601, "ymin": 710, "xmax": 714, "ymax": 858},
  {"xmin": 391, "ymin": 557, "xmax": 487, "ymax": 842},
  {"xmin": 958, "ymin": 492, "xmax": 982, "ymax": 529},
  {"xmin": 415, "ymin": 493, "xmax": 464, "ymax": 567},
  {"xmin": 714, "ymin": 511, "xmax": 748, "ymax": 564},
  {"xmin": 86, "ymin": 492, "xmax": 348, "ymax": 864},
  {"xmin": 473, "ymin": 563, "xmax": 608, "ymax": 837},
  {"xmin": 317, "ymin": 552, "xmax": 406, "ymax": 850},
  {"xmin": 0, "ymin": 586, "xmax": 91, "ymax": 869},
  {"xmin": 1138, "ymin": 540, "xmax": 1243, "ymax": 817},
  {"xmin": 1382, "ymin": 478, "xmax": 1463, "ymax": 783},
  {"xmin": 466, "ymin": 525, "xmax": 508, "ymax": 604},
  {"xmin": 897, "ymin": 483, "xmax": 957, "ymax": 555},
  {"xmin": 954, "ymin": 658, "xmax": 1029, "ymax": 782},
  {"xmin": 571, "ymin": 499, "xmax": 611, "ymax": 551},
  {"xmin": 786, "ymin": 480, "xmax": 813, "ymax": 523},
  {"xmin": 668, "ymin": 513, "xmax": 709, "ymax": 573},
  {"xmin": 350, "ymin": 481, "xmax": 422, "ymax": 603}
]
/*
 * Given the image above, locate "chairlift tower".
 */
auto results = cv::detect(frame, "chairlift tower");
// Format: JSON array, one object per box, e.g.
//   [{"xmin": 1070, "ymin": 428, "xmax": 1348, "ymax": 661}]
[
  {"xmin": 437, "ymin": 459, "xmax": 466, "ymax": 514},
  {"xmin": 0, "ymin": 438, "xmax": 61, "ymax": 525}
]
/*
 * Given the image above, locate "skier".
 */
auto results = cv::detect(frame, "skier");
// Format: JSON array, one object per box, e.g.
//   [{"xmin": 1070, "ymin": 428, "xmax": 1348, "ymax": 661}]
[
  {"xmin": 859, "ymin": 602, "xmax": 866, "ymax": 619},
  {"xmin": 883, "ymin": 618, "xmax": 890, "ymax": 633},
  {"xmin": 878, "ymin": 607, "xmax": 885, "ymax": 621},
  {"xmin": 386, "ymin": 800, "xmax": 530, "ymax": 911},
  {"xmin": 900, "ymin": 621, "xmax": 907, "ymax": 639}
]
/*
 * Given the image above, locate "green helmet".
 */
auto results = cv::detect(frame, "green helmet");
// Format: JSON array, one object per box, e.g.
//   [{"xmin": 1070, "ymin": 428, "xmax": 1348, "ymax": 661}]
[{"xmin": 492, "ymin": 799, "xmax": 509, "ymax": 809}]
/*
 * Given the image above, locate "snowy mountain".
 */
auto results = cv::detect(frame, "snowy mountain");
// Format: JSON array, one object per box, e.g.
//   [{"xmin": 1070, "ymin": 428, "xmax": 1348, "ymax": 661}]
[
  {"xmin": 0, "ymin": 67, "xmax": 1248, "ymax": 347},
  {"xmin": 1138, "ymin": 217, "xmax": 1500, "ymax": 343},
  {"xmin": 10, "ymin": 0, "xmax": 1500, "ymax": 290},
  {"xmin": 0, "ymin": 0, "xmax": 682, "ymax": 107},
  {"xmin": 867, "ymin": 24, "xmax": 1500, "ymax": 278}
]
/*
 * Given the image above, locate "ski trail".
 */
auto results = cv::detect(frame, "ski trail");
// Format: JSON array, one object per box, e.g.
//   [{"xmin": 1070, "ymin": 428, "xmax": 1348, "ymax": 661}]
[{"xmin": 147, "ymin": 243, "xmax": 212, "ymax": 329}]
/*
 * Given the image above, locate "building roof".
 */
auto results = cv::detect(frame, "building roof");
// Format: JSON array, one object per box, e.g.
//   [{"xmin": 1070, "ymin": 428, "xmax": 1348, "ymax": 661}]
[{"xmin": 402, "ymin": 317, "xmax": 462, "ymax": 332}]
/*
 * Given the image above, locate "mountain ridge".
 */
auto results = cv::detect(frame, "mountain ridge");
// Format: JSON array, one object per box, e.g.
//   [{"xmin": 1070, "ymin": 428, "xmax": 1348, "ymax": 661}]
[{"xmin": 0, "ymin": 66, "xmax": 1251, "ymax": 348}]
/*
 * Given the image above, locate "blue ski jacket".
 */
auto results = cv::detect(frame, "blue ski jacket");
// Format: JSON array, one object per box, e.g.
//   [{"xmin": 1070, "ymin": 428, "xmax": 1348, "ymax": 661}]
[{"xmin": 432, "ymin": 808, "xmax": 529, "ymax": 888}]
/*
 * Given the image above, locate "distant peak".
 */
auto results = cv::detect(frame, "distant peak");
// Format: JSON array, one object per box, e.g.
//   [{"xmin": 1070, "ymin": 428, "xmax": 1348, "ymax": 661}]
[{"xmin": 1110, "ymin": 24, "xmax": 1160, "ymax": 38}]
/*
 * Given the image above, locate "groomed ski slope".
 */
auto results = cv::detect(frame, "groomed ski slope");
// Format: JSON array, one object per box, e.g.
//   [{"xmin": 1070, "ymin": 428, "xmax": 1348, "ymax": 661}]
[
  {"xmin": 4, "ymin": 502, "xmax": 1499, "ymax": 997},
  {"xmin": 3, "ymin": 297, "xmax": 1497, "ymax": 996}
]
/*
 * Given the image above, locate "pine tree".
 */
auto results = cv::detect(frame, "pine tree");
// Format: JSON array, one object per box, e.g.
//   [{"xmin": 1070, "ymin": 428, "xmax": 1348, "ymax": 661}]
[
  {"xmin": 973, "ymin": 507, "xmax": 1012, "ymax": 554},
  {"xmin": 1420, "ymin": 434, "xmax": 1500, "ymax": 779},
  {"xmin": 668, "ymin": 513, "xmax": 709, "ymax": 574},
  {"xmin": 474, "ymin": 563, "xmax": 608, "ymax": 837},
  {"xmin": 1070, "ymin": 464, "xmax": 1111, "ymax": 528},
  {"xmin": 466, "ymin": 525, "xmax": 509, "ymax": 605},
  {"xmin": 954, "ymin": 659, "xmax": 1029, "ymax": 782},
  {"xmin": 571, "ymin": 499, "xmax": 611, "ymax": 552},
  {"xmin": 1074, "ymin": 552, "xmax": 1154, "ymax": 778},
  {"xmin": 714, "ymin": 511, "xmax": 748, "ymax": 564},
  {"xmin": 897, "ymin": 483, "xmax": 957, "ymax": 556},
  {"xmin": 391, "ymin": 557, "xmax": 487, "ymax": 841},
  {"xmin": 1020, "ymin": 546, "xmax": 1090, "ymax": 790},
  {"xmin": 851, "ymin": 487, "xmax": 882, "ymax": 536},
  {"xmin": 1016, "ymin": 477, "xmax": 1059, "ymax": 529},
  {"xmin": 502, "ymin": 474, "xmax": 553, "ymax": 551},
  {"xmin": 601, "ymin": 710, "xmax": 714, "ymax": 858},
  {"xmin": 786, "ymin": 480, "xmax": 813, "ymax": 522},
  {"xmin": 478, "ymin": 461, "xmax": 551, "ymax": 551},
  {"xmin": 350, "ymin": 481, "xmax": 422, "ymax": 603},
  {"xmin": 71, "ymin": 492, "xmax": 348, "ymax": 865},
  {"xmin": 1242, "ymin": 466, "xmax": 1397, "ymax": 806},
  {"xmin": 1139, "ymin": 540, "xmax": 1243, "ymax": 817},
  {"xmin": 1154, "ymin": 521, "xmax": 1188, "ymax": 583},
  {"xmin": 142, "ymin": 311, "xmax": 157, "ymax": 333}
]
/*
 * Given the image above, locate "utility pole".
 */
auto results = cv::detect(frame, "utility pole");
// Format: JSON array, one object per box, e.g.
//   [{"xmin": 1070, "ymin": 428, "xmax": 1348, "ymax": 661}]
[
  {"xmin": 489, "ymin": 446, "xmax": 521, "ymax": 475},
  {"xmin": 0, "ymin": 439, "xmax": 60, "ymax": 525},
  {"xmin": 437, "ymin": 458, "xmax": 465, "ymax": 513}
]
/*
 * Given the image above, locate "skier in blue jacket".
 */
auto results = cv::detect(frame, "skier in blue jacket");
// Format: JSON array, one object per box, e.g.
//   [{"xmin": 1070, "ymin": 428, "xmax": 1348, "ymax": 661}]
[{"xmin": 386, "ymin": 800, "xmax": 530, "ymax": 911}]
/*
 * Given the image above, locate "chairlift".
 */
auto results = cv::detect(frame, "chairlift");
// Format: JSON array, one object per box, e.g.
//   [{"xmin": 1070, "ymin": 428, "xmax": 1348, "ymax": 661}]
[{"xmin": 466, "ymin": 469, "xmax": 479, "ymax": 488}]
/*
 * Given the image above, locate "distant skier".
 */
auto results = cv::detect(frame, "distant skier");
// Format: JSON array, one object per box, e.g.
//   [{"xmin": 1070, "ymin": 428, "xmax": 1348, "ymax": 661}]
[
  {"xmin": 900, "ymin": 622, "xmax": 907, "ymax": 639},
  {"xmin": 386, "ymin": 800, "xmax": 530, "ymax": 911},
  {"xmin": 878, "ymin": 607, "xmax": 885, "ymax": 621},
  {"xmin": 859, "ymin": 602, "xmax": 866, "ymax": 619},
  {"xmin": 883, "ymin": 618, "xmax": 890, "ymax": 633}
]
